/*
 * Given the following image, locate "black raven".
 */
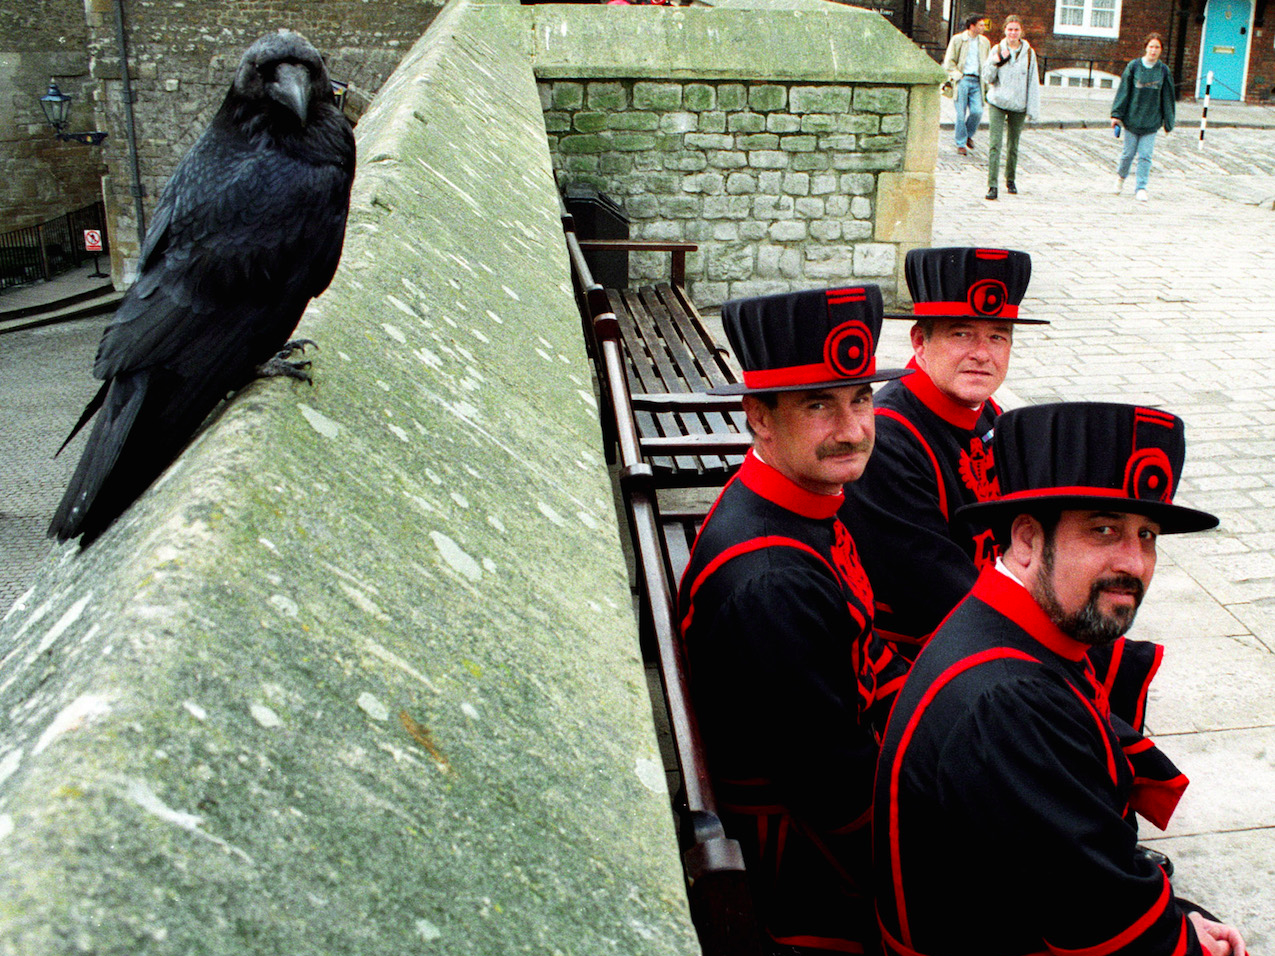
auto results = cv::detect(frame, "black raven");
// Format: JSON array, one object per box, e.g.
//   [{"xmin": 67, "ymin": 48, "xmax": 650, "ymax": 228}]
[{"xmin": 49, "ymin": 30, "xmax": 355, "ymax": 545}]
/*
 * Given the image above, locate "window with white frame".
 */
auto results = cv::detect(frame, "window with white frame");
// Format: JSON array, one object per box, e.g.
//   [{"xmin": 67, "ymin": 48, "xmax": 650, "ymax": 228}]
[{"xmin": 1055, "ymin": 0, "xmax": 1121, "ymax": 38}]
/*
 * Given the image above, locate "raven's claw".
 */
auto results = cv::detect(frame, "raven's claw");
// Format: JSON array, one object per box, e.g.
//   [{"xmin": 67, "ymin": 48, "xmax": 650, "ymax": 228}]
[{"xmin": 256, "ymin": 352, "xmax": 314, "ymax": 382}]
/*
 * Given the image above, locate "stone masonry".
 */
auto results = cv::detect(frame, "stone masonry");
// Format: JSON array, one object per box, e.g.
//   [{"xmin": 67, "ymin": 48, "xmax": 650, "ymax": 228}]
[
  {"xmin": 78, "ymin": 0, "xmax": 444, "ymax": 282},
  {"xmin": 543, "ymin": 79, "xmax": 910, "ymax": 307}
]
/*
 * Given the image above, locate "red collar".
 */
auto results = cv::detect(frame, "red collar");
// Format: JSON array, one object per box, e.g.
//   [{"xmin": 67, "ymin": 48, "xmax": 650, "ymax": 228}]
[
  {"xmin": 970, "ymin": 565, "xmax": 1090, "ymax": 661},
  {"xmin": 901, "ymin": 358, "xmax": 986, "ymax": 431},
  {"xmin": 738, "ymin": 450, "xmax": 845, "ymax": 520}
]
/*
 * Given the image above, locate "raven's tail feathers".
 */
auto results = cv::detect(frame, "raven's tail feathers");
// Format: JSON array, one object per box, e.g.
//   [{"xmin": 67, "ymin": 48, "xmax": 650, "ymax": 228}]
[
  {"xmin": 48, "ymin": 371, "xmax": 151, "ymax": 542},
  {"xmin": 55, "ymin": 382, "xmax": 109, "ymax": 458}
]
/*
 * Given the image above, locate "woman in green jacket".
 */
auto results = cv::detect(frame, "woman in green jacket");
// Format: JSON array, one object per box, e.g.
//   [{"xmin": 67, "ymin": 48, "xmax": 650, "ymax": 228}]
[{"xmin": 1111, "ymin": 32, "xmax": 1176, "ymax": 201}]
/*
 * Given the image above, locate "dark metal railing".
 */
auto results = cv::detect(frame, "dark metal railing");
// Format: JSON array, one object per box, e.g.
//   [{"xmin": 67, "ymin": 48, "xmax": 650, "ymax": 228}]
[{"xmin": 0, "ymin": 201, "xmax": 109, "ymax": 292}]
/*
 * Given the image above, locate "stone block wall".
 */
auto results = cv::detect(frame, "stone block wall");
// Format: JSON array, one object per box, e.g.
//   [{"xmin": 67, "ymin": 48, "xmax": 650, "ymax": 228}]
[
  {"xmin": 0, "ymin": 0, "xmax": 101, "ymax": 230},
  {"xmin": 79, "ymin": 0, "xmax": 445, "ymax": 282},
  {"xmin": 544, "ymin": 78, "xmax": 911, "ymax": 306}
]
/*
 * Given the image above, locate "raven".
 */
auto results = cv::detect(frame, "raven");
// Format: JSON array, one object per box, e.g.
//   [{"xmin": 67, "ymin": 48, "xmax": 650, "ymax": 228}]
[{"xmin": 49, "ymin": 30, "xmax": 355, "ymax": 545}]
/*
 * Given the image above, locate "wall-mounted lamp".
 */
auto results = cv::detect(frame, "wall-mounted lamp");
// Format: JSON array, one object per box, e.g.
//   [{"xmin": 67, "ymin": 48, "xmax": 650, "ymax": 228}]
[
  {"xmin": 330, "ymin": 79, "xmax": 349, "ymax": 113},
  {"xmin": 39, "ymin": 80, "xmax": 108, "ymax": 146}
]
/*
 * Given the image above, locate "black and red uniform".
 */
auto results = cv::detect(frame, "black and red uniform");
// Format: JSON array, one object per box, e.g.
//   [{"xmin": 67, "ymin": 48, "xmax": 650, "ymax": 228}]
[
  {"xmin": 679, "ymin": 450, "xmax": 907, "ymax": 953},
  {"xmin": 842, "ymin": 364, "xmax": 1164, "ymax": 736},
  {"xmin": 874, "ymin": 566, "xmax": 1197, "ymax": 956},
  {"xmin": 841, "ymin": 360, "xmax": 1001, "ymax": 651}
]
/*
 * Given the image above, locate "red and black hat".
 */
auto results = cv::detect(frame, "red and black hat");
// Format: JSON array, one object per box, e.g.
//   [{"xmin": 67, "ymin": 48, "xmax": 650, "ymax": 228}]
[
  {"xmin": 712, "ymin": 285, "xmax": 910, "ymax": 395},
  {"xmin": 886, "ymin": 246, "xmax": 1046, "ymax": 325},
  {"xmin": 958, "ymin": 402, "xmax": 1218, "ymax": 534}
]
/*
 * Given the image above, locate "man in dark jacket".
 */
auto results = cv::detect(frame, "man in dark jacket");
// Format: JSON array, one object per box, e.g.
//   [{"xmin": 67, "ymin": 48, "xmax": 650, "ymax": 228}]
[
  {"xmin": 679, "ymin": 285, "xmax": 909, "ymax": 954},
  {"xmin": 841, "ymin": 247, "xmax": 1041, "ymax": 655},
  {"xmin": 873, "ymin": 402, "xmax": 1247, "ymax": 956}
]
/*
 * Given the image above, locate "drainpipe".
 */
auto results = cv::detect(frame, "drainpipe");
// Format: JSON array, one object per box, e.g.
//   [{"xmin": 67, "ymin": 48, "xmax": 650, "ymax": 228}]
[
  {"xmin": 114, "ymin": 0, "xmax": 147, "ymax": 249},
  {"xmin": 1174, "ymin": 0, "xmax": 1191, "ymax": 97}
]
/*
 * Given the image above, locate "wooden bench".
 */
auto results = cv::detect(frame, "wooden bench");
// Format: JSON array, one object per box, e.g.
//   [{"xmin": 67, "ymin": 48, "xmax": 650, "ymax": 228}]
[
  {"xmin": 571, "ymin": 236, "xmax": 751, "ymax": 487},
  {"xmin": 562, "ymin": 211, "xmax": 764, "ymax": 956}
]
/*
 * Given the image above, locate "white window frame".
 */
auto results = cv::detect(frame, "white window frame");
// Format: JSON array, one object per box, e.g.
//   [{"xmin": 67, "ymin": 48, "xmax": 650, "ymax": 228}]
[{"xmin": 1054, "ymin": 0, "xmax": 1122, "ymax": 39}]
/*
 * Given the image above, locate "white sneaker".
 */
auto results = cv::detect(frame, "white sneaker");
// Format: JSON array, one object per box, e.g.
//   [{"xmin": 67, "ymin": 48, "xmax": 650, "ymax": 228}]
[
  {"xmin": 1116, "ymin": 177, "xmax": 1126, "ymax": 195},
  {"xmin": 1135, "ymin": 189, "xmax": 1148, "ymax": 201}
]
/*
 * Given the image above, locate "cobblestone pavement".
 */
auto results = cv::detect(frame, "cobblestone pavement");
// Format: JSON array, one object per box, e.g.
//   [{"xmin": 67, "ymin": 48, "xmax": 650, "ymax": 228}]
[
  {"xmin": 922, "ymin": 123, "xmax": 1275, "ymax": 944},
  {"xmin": 0, "ymin": 316, "xmax": 104, "ymax": 610}
]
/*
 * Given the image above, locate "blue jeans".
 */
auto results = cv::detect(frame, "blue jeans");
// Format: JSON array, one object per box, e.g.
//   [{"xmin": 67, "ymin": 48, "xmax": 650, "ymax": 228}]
[
  {"xmin": 954, "ymin": 76, "xmax": 983, "ymax": 146},
  {"xmin": 1118, "ymin": 130, "xmax": 1158, "ymax": 191}
]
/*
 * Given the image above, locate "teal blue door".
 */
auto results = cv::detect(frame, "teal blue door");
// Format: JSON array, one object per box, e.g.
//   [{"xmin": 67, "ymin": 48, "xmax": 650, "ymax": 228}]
[{"xmin": 1198, "ymin": 0, "xmax": 1251, "ymax": 99}]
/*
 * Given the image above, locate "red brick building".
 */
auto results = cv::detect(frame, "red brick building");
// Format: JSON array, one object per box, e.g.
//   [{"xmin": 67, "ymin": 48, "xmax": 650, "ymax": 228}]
[{"xmin": 950, "ymin": 0, "xmax": 1274, "ymax": 102}]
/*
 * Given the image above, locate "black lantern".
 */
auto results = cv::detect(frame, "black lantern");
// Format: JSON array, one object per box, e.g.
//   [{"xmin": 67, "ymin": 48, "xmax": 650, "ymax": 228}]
[
  {"xmin": 39, "ymin": 80, "xmax": 108, "ymax": 146},
  {"xmin": 330, "ymin": 78, "xmax": 349, "ymax": 112}
]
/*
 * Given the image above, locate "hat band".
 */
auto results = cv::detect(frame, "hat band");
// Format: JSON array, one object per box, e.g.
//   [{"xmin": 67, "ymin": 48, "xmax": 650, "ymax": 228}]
[
  {"xmin": 913, "ymin": 301, "xmax": 1020, "ymax": 319},
  {"xmin": 742, "ymin": 358, "xmax": 877, "ymax": 390},
  {"xmin": 995, "ymin": 485, "xmax": 1170, "ymax": 505}
]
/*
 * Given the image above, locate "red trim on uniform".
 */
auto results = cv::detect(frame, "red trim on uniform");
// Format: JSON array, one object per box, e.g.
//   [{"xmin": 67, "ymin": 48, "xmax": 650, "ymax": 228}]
[
  {"xmin": 1170, "ymin": 912, "xmax": 1191, "ymax": 956},
  {"xmin": 827, "ymin": 287, "xmax": 868, "ymax": 303},
  {"xmin": 913, "ymin": 301, "xmax": 1020, "ymax": 318},
  {"xmin": 680, "ymin": 531, "xmax": 837, "ymax": 634},
  {"xmin": 737, "ymin": 449, "xmax": 845, "ymax": 519},
  {"xmin": 1130, "ymin": 773, "xmax": 1189, "ymax": 831},
  {"xmin": 1133, "ymin": 642, "xmax": 1164, "ymax": 732},
  {"xmin": 830, "ymin": 804, "xmax": 873, "ymax": 835},
  {"xmin": 1135, "ymin": 407, "xmax": 1177, "ymax": 429},
  {"xmin": 976, "ymin": 248, "xmax": 1010, "ymax": 260},
  {"xmin": 1063, "ymin": 681, "xmax": 1119, "ymax": 787},
  {"xmin": 875, "ymin": 624, "xmax": 926, "ymax": 647},
  {"xmin": 742, "ymin": 358, "xmax": 877, "ymax": 390},
  {"xmin": 1045, "ymin": 875, "xmax": 1173, "ymax": 956},
  {"xmin": 682, "ymin": 470, "xmax": 740, "ymax": 584},
  {"xmin": 877, "ymin": 408, "xmax": 949, "ymax": 520},
  {"xmin": 900, "ymin": 359, "xmax": 988, "ymax": 431},
  {"xmin": 994, "ymin": 486, "xmax": 1138, "ymax": 503},
  {"xmin": 876, "ymin": 671, "xmax": 909, "ymax": 701},
  {"xmin": 971, "ymin": 567, "xmax": 1091, "ymax": 662},
  {"xmin": 1099, "ymin": 635, "xmax": 1125, "ymax": 705},
  {"xmin": 886, "ymin": 646, "xmax": 1041, "ymax": 949},
  {"xmin": 1122, "ymin": 737, "xmax": 1155, "ymax": 755},
  {"xmin": 772, "ymin": 934, "xmax": 865, "ymax": 954}
]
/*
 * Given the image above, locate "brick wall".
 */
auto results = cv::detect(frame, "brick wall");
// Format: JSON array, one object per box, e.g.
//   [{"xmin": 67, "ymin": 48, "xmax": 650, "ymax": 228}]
[
  {"xmin": 978, "ymin": 0, "xmax": 1274, "ymax": 102},
  {"xmin": 0, "ymin": 0, "xmax": 101, "ymax": 230},
  {"xmin": 543, "ymin": 79, "xmax": 912, "ymax": 307},
  {"xmin": 79, "ymin": 0, "xmax": 444, "ymax": 279}
]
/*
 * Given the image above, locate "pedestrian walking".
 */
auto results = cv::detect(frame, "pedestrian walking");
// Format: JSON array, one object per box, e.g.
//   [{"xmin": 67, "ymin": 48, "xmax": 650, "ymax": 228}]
[
  {"xmin": 981, "ymin": 14, "xmax": 1040, "ymax": 200},
  {"xmin": 1111, "ymin": 33, "xmax": 1175, "ymax": 202},
  {"xmin": 942, "ymin": 14, "xmax": 990, "ymax": 156}
]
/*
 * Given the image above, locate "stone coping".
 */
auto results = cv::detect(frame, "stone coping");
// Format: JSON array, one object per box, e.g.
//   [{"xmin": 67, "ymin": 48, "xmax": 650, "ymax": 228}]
[{"xmin": 527, "ymin": 0, "xmax": 946, "ymax": 85}]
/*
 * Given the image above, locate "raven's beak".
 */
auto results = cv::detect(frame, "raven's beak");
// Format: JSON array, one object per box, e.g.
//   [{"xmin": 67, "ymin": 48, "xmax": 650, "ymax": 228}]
[{"xmin": 269, "ymin": 63, "xmax": 310, "ymax": 124}]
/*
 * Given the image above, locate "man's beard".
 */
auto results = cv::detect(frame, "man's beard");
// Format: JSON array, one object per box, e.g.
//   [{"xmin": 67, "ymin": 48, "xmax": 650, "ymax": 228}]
[{"xmin": 1034, "ymin": 537, "xmax": 1146, "ymax": 646}]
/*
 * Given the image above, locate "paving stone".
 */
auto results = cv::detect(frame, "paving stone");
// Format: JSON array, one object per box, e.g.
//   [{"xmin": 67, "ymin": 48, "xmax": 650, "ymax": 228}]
[{"xmin": 1151, "ymin": 829, "xmax": 1274, "ymax": 951}]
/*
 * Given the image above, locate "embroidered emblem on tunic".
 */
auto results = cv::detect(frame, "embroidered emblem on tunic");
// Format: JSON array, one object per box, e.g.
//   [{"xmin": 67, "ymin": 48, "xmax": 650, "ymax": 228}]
[
  {"xmin": 958, "ymin": 438, "xmax": 1000, "ymax": 502},
  {"xmin": 832, "ymin": 520, "xmax": 875, "ymax": 613}
]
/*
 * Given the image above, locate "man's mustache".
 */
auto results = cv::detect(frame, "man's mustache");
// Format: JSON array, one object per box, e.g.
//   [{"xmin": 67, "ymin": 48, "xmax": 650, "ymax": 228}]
[
  {"xmin": 817, "ymin": 440, "xmax": 873, "ymax": 460},
  {"xmin": 1093, "ymin": 574, "xmax": 1145, "ymax": 604}
]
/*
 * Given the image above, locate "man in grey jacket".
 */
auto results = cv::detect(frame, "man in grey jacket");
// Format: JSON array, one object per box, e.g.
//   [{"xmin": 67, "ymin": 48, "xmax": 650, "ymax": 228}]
[
  {"xmin": 982, "ymin": 14, "xmax": 1041, "ymax": 200},
  {"xmin": 942, "ymin": 14, "xmax": 990, "ymax": 156}
]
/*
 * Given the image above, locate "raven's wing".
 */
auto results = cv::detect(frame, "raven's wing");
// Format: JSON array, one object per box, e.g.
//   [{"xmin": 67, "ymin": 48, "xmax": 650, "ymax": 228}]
[{"xmin": 94, "ymin": 109, "xmax": 353, "ymax": 384}]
